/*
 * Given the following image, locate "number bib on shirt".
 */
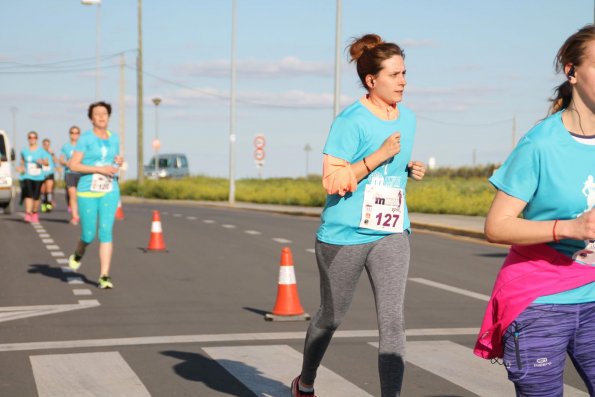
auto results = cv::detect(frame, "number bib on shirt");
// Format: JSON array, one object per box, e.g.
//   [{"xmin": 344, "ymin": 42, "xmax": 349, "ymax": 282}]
[
  {"xmin": 90, "ymin": 173, "xmax": 113, "ymax": 193},
  {"xmin": 27, "ymin": 163, "xmax": 42, "ymax": 176},
  {"xmin": 359, "ymin": 184, "xmax": 404, "ymax": 233},
  {"xmin": 42, "ymin": 164, "xmax": 50, "ymax": 173}
]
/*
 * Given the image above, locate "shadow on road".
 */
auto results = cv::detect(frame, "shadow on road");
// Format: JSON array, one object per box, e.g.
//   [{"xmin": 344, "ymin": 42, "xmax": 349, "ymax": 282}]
[
  {"xmin": 27, "ymin": 264, "xmax": 98, "ymax": 287},
  {"xmin": 161, "ymin": 350, "xmax": 288, "ymax": 396},
  {"xmin": 242, "ymin": 307, "xmax": 269, "ymax": 317},
  {"xmin": 475, "ymin": 252, "xmax": 508, "ymax": 258}
]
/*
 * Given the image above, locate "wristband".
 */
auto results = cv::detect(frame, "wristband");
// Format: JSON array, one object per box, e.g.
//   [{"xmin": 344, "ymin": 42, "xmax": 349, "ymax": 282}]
[
  {"xmin": 363, "ymin": 157, "xmax": 372, "ymax": 173},
  {"xmin": 552, "ymin": 220, "xmax": 560, "ymax": 243}
]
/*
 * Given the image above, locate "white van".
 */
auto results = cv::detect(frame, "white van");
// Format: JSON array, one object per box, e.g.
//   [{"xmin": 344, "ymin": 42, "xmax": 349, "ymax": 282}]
[{"xmin": 0, "ymin": 129, "xmax": 16, "ymax": 214}]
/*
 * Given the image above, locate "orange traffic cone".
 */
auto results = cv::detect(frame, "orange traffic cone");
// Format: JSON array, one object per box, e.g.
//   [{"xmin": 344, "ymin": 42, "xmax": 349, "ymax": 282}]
[
  {"xmin": 147, "ymin": 210, "xmax": 167, "ymax": 251},
  {"xmin": 265, "ymin": 247, "xmax": 310, "ymax": 321},
  {"xmin": 115, "ymin": 200, "xmax": 124, "ymax": 220}
]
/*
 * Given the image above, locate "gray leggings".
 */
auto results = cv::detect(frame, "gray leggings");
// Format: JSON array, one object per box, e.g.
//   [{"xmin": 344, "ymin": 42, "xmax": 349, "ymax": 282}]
[{"xmin": 300, "ymin": 232, "xmax": 410, "ymax": 397}]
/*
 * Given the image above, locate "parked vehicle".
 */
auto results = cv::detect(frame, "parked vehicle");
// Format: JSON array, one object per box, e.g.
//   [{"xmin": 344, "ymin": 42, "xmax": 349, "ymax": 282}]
[
  {"xmin": 144, "ymin": 153, "xmax": 189, "ymax": 179},
  {"xmin": 0, "ymin": 129, "xmax": 16, "ymax": 214}
]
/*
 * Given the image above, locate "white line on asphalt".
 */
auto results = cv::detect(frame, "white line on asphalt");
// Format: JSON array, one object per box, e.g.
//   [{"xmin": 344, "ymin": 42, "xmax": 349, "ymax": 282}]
[
  {"xmin": 306, "ymin": 248, "xmax": 315, "ymax": 253},
  {"xmin": 204, "ymin": 345, "xmax": 373, "ymax": 397},
  {"xmin": 50, "ymin": 251, "xmax": 64, "ymax": 257},
  {"xmin": 273, "ymin": 238, "xmax": 292, "ymax": 244},
  {"xmin": 222, "ymin": 224, "xmax": 236, "ymax": 229},
  {"xmin": 0, "ymin": 300, "xmax": 100, "ymax": 323},
  {"xmin": 186, "ymin": 216, "xmax": 197, "ymax": 220},
  {"xmin": 0, "ymin": 328, "xmax": 474, "ymax": 352},
  {"xmin": 56, "ymin": 259, "xmax": 70, "ymax": 265},
  {"xmin": 38, "ymin": 234, "xmax": 50, "ymax": 238},
  {"xmin": 31, "ymin": 352, "xmax": 151, "ymax": 397},
  {"xmin": 72, "ymin": 289, "xmax": 92, "ymax": 296},
  {"xmin": 41, "ymin": 239, "xmax": 54, "ymax": 244},
  {"xmin": 369, "ymin": 340, "xmax": 588, "ymax": 397},
  {"xmin": 173, "ymin": 213, "xmax": 182, "ymax": 217},
  {"xmin": 66, "ymin": 277, "xmax": 83, "ymax": 284},
  {"xmin": 409, "ymin": 277, "xmax": 490, "ymax": 301},
  {"xmin": 245, "ymin": 230, "xmax": 261, "ymax": 235},
  {"xmin": 203, "ymin": 219, "xmax": 215, "ymax": 224},
  {"xmin": 45, "ymin": 245, "xmax": 60, "ymax": 250}
]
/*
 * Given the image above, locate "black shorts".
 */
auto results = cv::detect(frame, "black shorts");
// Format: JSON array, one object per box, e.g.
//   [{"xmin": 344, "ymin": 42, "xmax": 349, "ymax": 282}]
[
  {"xmin": 44, "ymin": 173, "xmax": 55, "ymax": 181},
  {"xmin": 23, "ymin": 179, "xmax": 43, "ymax": 200},
  {"xmin": 65, "ymin": 172, "xmax": 81, "ymax": 189}
]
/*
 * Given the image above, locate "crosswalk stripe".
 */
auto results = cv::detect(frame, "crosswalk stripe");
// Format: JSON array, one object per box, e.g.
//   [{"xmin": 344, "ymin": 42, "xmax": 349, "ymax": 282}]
[
  {"xmin": 371, "ymin": 340, "xmax": 588, "ymax": 397},
  {"xmin": 204, "ymin": 345, "xmax": 373, "ymax": 397},
  {"xmin": 31, "ymin": 351, "xmax": 151, "ymax": 397}
]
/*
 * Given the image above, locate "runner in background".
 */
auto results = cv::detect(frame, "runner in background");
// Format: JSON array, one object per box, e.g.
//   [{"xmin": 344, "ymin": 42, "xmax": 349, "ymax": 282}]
[
  {"xmin": 59, "ymin": 126, "xmax": 82, "ymax": 225},
  {"xmin": 68, "ymin": 102, "xmax": 123, "ymax": 289},
  {"xmin": 40, "ymin": 138, "xmax": 58, "ymax": 212},
  {"xmin": 18, "ymin": 131, "xmax": 49, "ymax": 223}
]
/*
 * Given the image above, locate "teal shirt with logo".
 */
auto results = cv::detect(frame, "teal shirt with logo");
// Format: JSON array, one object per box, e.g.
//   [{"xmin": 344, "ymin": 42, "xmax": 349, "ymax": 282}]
[
  {"xmin": 490, "ymin": 111, "xmax": 595, "ymax": 304},
  {"xmin": 316, "ymin": 101, "xmax": 416, "ymax": 245}
]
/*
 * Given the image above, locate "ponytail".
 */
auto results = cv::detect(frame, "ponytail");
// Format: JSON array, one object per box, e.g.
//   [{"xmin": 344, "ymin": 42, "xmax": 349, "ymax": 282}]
[{"xmin": 548, "ymin": 80, "xmax": 572, "ymax": 115}]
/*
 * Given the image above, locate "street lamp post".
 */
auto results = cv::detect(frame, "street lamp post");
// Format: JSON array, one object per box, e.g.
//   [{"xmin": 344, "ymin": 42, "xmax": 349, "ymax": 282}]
[
  {"xmin": 81, "ymin": 0, "xmax": 101, "ymax": 99},
  {"xmin": 137, "ymin": 0, "xmax": 145, "ymax": 184},
  {"xmin": 152, "ymin": 97, "xmax": 161, "ymax": 175},
  {"xmin": 228, "ymin": 0, "xmax": 237, "ymax": 204}
]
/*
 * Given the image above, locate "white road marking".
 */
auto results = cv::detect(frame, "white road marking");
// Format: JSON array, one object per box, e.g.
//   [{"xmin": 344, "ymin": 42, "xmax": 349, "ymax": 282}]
[
  {"xmin": 31, "ymin": 351, "xmax": 151, "ymax": 397},
  {"xmin": 57, "ymin": 259, "xmax": 70, "ymax": 266},
  {"xmin": 0, "ymin": 300, "xmax": 100, "ymax": 323},
  {"xmin": 409, "ymin": 277, "xmax": 490, "ymax": 301},
  {"xmin": 38, "ymin": 234, "xmax": 50, "ymax": 238},
  {"xmin": 273, "ymin": 238, "xmax": 292, "ymax": 244},
  {"xmin": 369, "ymin": 340, "xmax": 588, "ymax": 397},
  {"xmin": 67, "ymin": 277, "xmax": 84, "ymax": 284},
  {"xmin": 72, "ymin": 289, "xmax": 92, "ymax": 296},
  {"xmin": 245, "ymin": 230, "xmax": 261, "ymax": 235},
  {"xmin": 222, "ymin": 224, "xmax": 236, "ymax": 229},
  {"xmin": 50, "ymin": 251, "xmax": 64, "ymax": 257},
  {"xmin": 203, "ymin": 219, "xmax": 215, "ymax": 224},
  {"xmin": 41, "ymin": 239, "xmax": 54, "ymax": 244},
  {"xmin": 205, "ymin": 345, "xmax": 373, "ymax": 397},
  {"xmin": 0, "ymin": 328, "xmax": 471, "ymax": 352},
  {"xmin": 45, "ymin": 245, "xmax": 60, "ymax": 250},
  {"xmin": 173, "ymin": 213, "xmax": 182, "ymax": 217},
  {"xmin": 186, "ymin": 216, "xmax": 197, "ymax": 220},
  {"xmin": 306, "ymin": 248, "xmax": 315, "ymax": 253}
]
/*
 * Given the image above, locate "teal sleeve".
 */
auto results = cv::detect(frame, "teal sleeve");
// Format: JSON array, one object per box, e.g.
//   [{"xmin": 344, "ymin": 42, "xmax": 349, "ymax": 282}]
[
  {"xmin": 489, "ymin": 136, "xmax": 539, "ymax": 203},
  {"xmin": 322, "ymin": 116, "xmax": 361, "ymax": 162}
]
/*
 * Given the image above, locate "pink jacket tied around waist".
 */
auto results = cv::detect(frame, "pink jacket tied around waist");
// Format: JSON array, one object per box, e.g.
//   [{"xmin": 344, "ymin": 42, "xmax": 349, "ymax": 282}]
[{"xmin": 474, "ymin": 243, "xmax": 595, "ymax": 359}]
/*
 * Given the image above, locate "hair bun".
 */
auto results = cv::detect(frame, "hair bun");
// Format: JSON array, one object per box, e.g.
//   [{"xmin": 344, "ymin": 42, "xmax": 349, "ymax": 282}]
[{"xmin": 349, "ymin": 34, "xmax": 383, "ymax": 63}]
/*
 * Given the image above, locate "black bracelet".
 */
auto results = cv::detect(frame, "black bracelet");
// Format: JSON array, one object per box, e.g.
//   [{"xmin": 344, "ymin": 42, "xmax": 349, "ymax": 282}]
[{"xmin": 363, "ymin": 157, "xmax": 372, "ymax": 173}]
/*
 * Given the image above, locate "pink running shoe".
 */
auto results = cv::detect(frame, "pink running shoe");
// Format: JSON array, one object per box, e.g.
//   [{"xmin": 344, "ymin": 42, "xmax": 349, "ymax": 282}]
[
  {"xmin": 290, "ymin": 376, "xmax": 316, "ymax": 397},
  {"xmin": 31, "ymin": 213, "xmax": 40, "ymax": 223},
  {"xmin": 24, "ymin": 213, "xmax": 32, "ymax": 223}
]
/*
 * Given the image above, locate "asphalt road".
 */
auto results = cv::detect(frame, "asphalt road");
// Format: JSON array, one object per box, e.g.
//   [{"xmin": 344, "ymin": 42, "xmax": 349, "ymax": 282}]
[{"xmin": 0, "ymin": 201, "xmax": 589, "ymax": 397}]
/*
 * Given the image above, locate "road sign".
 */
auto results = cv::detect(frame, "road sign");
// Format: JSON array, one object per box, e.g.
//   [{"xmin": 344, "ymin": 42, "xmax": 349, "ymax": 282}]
[
  {"xmin": 254, "ymin": 148, "xmax": 265, "ymax": 161},
  {"xmin": 254, "ymin": 135, "xmax": 266, "ymax": 149}
]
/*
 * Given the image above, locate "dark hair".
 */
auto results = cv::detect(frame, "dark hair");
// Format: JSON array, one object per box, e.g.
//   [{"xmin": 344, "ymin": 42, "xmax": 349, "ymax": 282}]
[
  {"xmin": 87, "ymin": 101, "xmax": 112, "ymax": 119},
  {"xmin": 69, "ymin": 125, "xmax": 80, "ymax": 133},
  {"xmin": 549, "ymin": 24, "xmax": 595, "ymax": 114},
  {"xmin": 347, "ymin": 34, "xmax": 405, "ymax": 90},
  {"xmin": 27, "ymin": 131, "xmax": 38, "ymax": 138},
  {"xmin": 42, "ymin": 138, "xmax": 50, "ymax": 144}
]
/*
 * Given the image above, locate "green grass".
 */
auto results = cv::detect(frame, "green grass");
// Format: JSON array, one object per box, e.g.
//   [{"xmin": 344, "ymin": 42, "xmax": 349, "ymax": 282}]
[{"xmin": 121, "ymin": 168, "xmax": 497, "ymax": 216}]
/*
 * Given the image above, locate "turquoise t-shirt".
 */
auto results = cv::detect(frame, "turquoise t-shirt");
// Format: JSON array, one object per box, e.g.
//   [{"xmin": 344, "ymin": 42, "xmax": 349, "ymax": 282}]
[
  {"xmin": 489, "ymin": 111, "xmax": 595, "ymax": 304},
  {"xmin": 61, "ymin": 142, "xmax": 77, "ymax": 174},
  {"xmin": 42, "ymin": 149, "xmax": 55, "ymax": 176},
  {"xmin": 74, "ymin": 130, "xmax": 120, "ymax": 193},
  {"xmin": 21, "ymin": 147, "xmax": 49, "ymax": 181},
  {"xmin": 316, "ymin": 101, "xmax": 416, "ymax": 245}
]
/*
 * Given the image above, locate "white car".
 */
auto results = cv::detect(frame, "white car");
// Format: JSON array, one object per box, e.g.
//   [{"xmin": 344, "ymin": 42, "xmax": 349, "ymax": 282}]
[{"xmin": 0, "ymin": 129, "xmax": 16, "ymax": 214}]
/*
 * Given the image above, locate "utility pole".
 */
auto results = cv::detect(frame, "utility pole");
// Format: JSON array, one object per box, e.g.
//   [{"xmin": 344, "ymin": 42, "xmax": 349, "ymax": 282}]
[
  {"xmin": 333, "ymin": 0, "xmax": 342, "ymax": 118},
  {"xmin": 119, "ymin": 54, "xmax": 126, "ymax": 181},
  {"xmin": 228, "ymin": 0, "xmax": 237, "ymax": 204},
  {"xmin": 10, "ymin": 107, "xmax": 17, "ymax": 154},
  {"xmin": 137, "ymin": 0, "xmax": 144, "ymax": 183},
  {"xmin": 512, "ymin": 114, "xmax": 516, "ymax": 150}
]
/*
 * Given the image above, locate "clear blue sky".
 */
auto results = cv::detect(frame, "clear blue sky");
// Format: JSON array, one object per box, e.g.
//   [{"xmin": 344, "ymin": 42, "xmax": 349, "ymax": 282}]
[{"xmin": 0, "ymin": 0, "xmax": 592, "ymax": 179}]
